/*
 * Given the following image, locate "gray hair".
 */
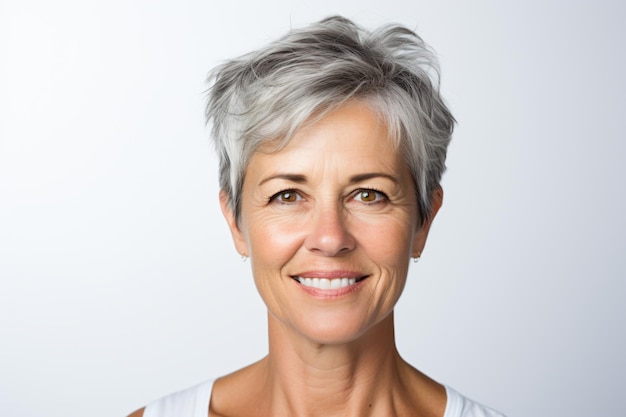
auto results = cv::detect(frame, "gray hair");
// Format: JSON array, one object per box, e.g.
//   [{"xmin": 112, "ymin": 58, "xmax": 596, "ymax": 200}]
[{"xmin": 205, "ymin": 16, "xmax": 455, "ymax": 225}]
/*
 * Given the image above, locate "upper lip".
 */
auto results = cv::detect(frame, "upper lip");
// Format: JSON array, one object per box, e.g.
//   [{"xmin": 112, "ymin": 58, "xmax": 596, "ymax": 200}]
[{"xmin": 291, "ymin": 270, "xmax": 367, "ymax": 279}]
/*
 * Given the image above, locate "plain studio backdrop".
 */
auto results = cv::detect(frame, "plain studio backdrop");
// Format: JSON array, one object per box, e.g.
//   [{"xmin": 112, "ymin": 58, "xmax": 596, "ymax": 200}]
[{"xmin": 1, "ymin": 1, "xmax": 624, "ymax": 416}]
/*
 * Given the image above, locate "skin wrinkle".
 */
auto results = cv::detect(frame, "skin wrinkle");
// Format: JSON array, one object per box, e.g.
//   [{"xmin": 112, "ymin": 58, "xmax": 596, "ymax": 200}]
[
  {"xmin": 210, "ymin": 101, "xmax": 444, "ymax": 417},
  {"xmin": 238, "ymin": 103, "xmax": 420, "ymax": 344},
  {"xmin": 207, "ymin": 18, "xmax": 454, "ymax": 226},
  {"xmin": 129, "ymin": 17, "xmax": 455, "ymax": 417}
]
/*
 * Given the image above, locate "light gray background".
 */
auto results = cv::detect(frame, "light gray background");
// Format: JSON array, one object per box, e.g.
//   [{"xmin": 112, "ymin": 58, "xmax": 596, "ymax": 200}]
[{"xmin": 1, "ymin": 1, "xmax": 624, "ymax": 416}]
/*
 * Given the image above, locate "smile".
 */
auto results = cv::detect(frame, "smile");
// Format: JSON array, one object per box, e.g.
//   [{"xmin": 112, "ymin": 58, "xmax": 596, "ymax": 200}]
[{"xmin": 294, "ymin": 277, "xmax": 365, "ymax": 289}]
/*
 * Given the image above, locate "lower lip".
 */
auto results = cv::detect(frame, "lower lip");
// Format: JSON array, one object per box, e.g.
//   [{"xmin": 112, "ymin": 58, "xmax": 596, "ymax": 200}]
[{"xmin": 293, "ymin": 277, "xmax": 367, "ymax": 298}]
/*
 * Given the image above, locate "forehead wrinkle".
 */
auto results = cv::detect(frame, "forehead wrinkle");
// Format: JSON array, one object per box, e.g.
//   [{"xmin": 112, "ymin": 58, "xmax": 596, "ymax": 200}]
[{"xmin": 254, "ymin": 146, "xmax": 404, "ymax": 190}]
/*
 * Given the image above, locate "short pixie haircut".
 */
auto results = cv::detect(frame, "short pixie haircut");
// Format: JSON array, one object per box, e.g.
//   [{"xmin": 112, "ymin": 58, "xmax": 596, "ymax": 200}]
[{"xmin": 206, "ymin": 16, "xmax": 455, "ymax": 225}]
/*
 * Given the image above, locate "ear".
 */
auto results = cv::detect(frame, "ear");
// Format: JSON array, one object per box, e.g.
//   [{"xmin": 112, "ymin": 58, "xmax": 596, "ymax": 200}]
[
  {"xmin": 219, "ymin": 190, "xmax": 249, "ymax": 257},
  {"xmin": 411, "ymin": 186, "xmax": 443, "ymax": 258}
]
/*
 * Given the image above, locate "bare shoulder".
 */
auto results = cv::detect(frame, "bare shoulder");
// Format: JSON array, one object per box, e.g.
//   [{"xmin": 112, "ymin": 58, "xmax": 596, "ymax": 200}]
[
  {"xmin": 126, "ymin": 407, "xmax": 145, "ymax": 417},
  {"xmin": 401, "ymin": 362, "xmax": 447, "ymax": 417},
  {"xmin": 210, "ymin": 359, "xmax": 268, "ymax": 417}
]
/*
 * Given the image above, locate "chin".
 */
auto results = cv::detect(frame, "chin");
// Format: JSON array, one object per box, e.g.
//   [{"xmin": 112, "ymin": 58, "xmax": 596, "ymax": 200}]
[{"xmin": 285, "ymin": 311, "xmax": 393, "ymax": 346}]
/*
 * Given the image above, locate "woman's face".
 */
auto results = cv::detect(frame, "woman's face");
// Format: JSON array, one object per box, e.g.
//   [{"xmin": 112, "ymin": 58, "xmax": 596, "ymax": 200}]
[{"xmin": 221, "ymin": 101, "xmax": 438, "ymax": 345}]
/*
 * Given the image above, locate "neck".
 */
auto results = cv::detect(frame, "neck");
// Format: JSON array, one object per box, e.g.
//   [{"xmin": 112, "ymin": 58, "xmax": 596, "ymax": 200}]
[{"xmin": 260, "ymin": 312, "xmax": 408, "ymax": 417}]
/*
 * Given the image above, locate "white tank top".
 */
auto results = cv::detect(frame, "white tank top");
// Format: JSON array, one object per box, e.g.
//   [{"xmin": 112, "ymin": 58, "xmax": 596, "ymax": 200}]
[{"xmin": 143, "ymin": 379, "xmax": 506, "ymax": 417}]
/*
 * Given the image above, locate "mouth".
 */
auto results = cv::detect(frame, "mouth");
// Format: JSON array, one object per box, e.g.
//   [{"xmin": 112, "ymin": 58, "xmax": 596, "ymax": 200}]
[{"xmin": 292, "ymin": 275, "xmax": 368, "ymax": 290}]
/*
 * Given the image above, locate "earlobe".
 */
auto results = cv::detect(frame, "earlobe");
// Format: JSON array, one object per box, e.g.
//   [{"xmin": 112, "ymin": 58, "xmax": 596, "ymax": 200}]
[{"xmin": 219, "ymin": 190, "xmax": 249, "ymax": 257}]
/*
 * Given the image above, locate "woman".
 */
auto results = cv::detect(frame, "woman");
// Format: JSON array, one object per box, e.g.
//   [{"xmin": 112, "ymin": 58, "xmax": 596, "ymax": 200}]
[{"xmin": 130, "ymin": 16, "xmax": 505, "ymax": 417}]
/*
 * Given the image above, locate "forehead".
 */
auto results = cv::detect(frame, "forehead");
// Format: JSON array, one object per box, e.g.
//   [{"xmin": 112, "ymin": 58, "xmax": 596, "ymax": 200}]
[
  {"xmin": 246, "ymin": 101, "xmax": 408, "ymax": 179},
  {"xmin": 257, "ymin": 101, "xmax": 398, "ymax": 158}
]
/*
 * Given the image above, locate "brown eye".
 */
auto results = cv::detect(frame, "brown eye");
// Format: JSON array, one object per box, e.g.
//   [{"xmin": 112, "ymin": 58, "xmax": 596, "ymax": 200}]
[
  {"xmin": 280, "ymin": 191, "xmax": 297, "ymax": 202},
  {"xmin": 354, "ymin": 189, "xmax": 387, "ymax": 204},
  {"xmin": 270, "ymin": 190, "xmax": 302, "ymax": 204},
  {"xmin": 359, "ymin": 190, "xmax": 376, "ymax": 202}
]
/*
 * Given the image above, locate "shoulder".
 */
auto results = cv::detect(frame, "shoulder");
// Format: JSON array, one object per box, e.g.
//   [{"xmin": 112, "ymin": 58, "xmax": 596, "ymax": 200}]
[
  {"xmin": 444, "ymin": 386, "xmax": 506, "ymax": 417},
  {"xmin": 127, "ymin": 379, "xmax": 215, "ymax": 417},
  {"xmin": 209, "ymin": 360, "xmax": 268, "ymax": 416},
  {"xmin": 126, "ymin": 408, "xmax": 145, "ymax": 417}
]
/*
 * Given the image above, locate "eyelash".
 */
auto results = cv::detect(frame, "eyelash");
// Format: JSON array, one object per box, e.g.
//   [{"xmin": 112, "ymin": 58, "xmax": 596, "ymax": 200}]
[
  {"xmin": 352, "ymin": 188, "xmax": 389, "ymax": 204},
  {"xmin": 268, "ymin": 189, "xmax": 302, "ymax": 204},
  {"xmin": 268, "ymin": 188, "xmax": 389, "ymax": 205}
]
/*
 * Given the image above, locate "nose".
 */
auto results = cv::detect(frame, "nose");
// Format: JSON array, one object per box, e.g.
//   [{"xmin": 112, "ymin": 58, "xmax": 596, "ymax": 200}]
[{"xmin": 304, "ymin": 202, "xmax": 356, "ymax": 256}]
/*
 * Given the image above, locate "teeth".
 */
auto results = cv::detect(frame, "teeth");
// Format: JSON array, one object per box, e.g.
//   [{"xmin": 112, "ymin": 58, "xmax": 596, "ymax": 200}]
[{"xmin": 297, "ymin": 277, "xmax": 357, "ymax": 289}]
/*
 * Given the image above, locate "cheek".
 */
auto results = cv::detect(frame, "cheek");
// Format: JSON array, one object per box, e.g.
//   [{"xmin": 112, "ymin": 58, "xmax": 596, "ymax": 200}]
[
  {"xmin": 246, "ymin": 215, "xmax": 304, "ymax": 269},
  {"xmin": 244, "ymin": 217, "xmax": 308, "ymax": 319},
  {"xmin": 352, "ymin": 215, "xmax": 414, "ymax": 261}
]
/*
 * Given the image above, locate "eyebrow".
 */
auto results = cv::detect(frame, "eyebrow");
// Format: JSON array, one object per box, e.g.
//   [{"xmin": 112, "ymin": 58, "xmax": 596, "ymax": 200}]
[
  {"xmin": 348, "ymin": 172, "xmax": 399, "ymax": 184},
  {"xmin": 258, "ymin": 174, "xmax": 307, "ymax": 186},
  {"xmin": 258, "ymin": 172, "xmax": 399, "ymax": 186}
]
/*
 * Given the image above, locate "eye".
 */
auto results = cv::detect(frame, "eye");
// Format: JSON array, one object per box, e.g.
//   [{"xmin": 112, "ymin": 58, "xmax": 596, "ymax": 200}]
[
  {"xmin": 269, "ymin": 190, "xmax": 302, "ymax": 204},
  {"xmin": 353, "ymin": 189, "xmax": 387, "ymax": 204}
]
